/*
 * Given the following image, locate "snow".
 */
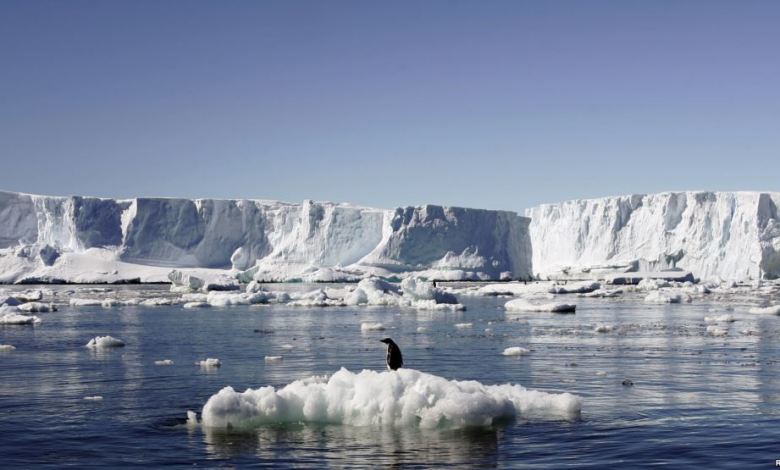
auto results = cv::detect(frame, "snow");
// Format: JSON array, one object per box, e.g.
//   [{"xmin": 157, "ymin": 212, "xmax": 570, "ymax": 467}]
[
  {"xmin": 748, "ymin": 305, "xmax": 780, "ymax": 315},
  {"xmin": 504, "ymin": 299, "xmax": 576, "ymax": 313},
  {"xmin": 0, "ymin": 307, "xmax": 41, "ymax": 324},
  {"xmin": 360, "ymin": 322, "xmax": 386, "ymax": 331},
  {"xmin": 85, "ymin": 336, "xmax": 125, "ymax": 348},
  {"xmin": 0, "ymin": 191, "xmax": 531, "ymax": 284},
  {"xmin": 526, "ymin": 192, "xmax": 780, "ymax": 282},
  {"xmin": 502, "ymin": 347, "xmax": 530, "ymax": 356},
  {"xmin": 198, "ymin": 358, "xmax": 221, "ymax": 368},
  {"xmin": 200, "ymin": 367, "xmax": 581, "ymax": 429}
]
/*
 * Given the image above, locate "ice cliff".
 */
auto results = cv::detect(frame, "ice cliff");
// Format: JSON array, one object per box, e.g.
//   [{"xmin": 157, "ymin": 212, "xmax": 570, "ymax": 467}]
[
  {"xmin": 526, "ymin": 192, "xmax": 780, "ymax": 282},
  {"xmin": 0, "ymin": 191, "xmax": 532, "ymax": 283}
]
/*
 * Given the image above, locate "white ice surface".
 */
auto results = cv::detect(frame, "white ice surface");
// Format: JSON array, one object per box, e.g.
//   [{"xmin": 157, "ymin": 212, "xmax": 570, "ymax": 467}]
[
  {"xmin": 504, "ymin": 299, "xmax": 576, "ymax": 313},
  {"xmin": 200, "ymin": 368, "xmax": 581, "ymax": 429},
  {"xmin": 85, "ymin": 336, "xmax": 125, "ymax": 348}
]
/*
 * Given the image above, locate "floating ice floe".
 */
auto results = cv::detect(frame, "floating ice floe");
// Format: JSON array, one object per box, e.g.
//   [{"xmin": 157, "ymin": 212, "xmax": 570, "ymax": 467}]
[
  {"xmin": 454, "ymin": 322, "xmax": 473, "ymax": 329},
  {"xmin": 186, "ymin": 410, "xmax": 198, "ymax": 426},
  {"xmin": 594, "ymin": 324, "xmax": 615, "ymax": 333},
  {"xmin": 548, "ymin": 281, "xmax": 600, "ymax": 294},
  {"xmin": 706, "ymin": 325, "xmax": 728, "ymax": 337},
  {"xmin": 86, "ymin": 336, "xmax": 125, "ymax": 348},
  {"xmin": 83, "ymin": 396, "xmax": 103, "ymax": 401},
  {"xmin": 155, "ymin": 359, "xmax": 174, "ymax": 366},
  {"xmin": 200, "ymin": 367, "xmax": 582, "ymax": 429},
  {"xmin": 504, "ymin": 299, "xmax": 576, "ymax": 313},
  {"xmin": 360, "ymin": 322, "xmax": 385, "ymax": 331},
  {"xmin": 183, "ymin": 301, "xmax": 210, "ymax": 309},
  {"xmin": 502, "ymin": 347, "xmax": 530, "ymax": 356},
  {"xmin": 17, "ymin": 302, "xmax": 56, "ymax": 313},
  {"xmin": 579, "ymin": 288, "xmax": 623, "ymax": 298},
  {"xmin": 748, "ymin": 305, "xmax": 780, "ymax": 315},
  {"xmin": 643, "ymin": 290, "xmax": 691, "ymax": 304},
  {"xmin": 416, "ymin": 327, "xmax": 428, "ymax": 333},
  {"xmin": 70, "ymin": 298, "xmax": 103, "ymax": 307},
  {"xmin": 198, "ymin": 358, "xmax": 221, "ymax": 368},
  {"xmin": 0, "ymin": 344, "xmax": 16, "ymax": 352},
  {"xmin": 704, "ymin": 314, "xmax": 736, "ymax": 324},
  {"xmin": 264, "ymin": 356, "xmax": 283, "ymax": 362},
  {"xmin": 0, "ymin": 307, "xmax": 41, "ymax": 325}
]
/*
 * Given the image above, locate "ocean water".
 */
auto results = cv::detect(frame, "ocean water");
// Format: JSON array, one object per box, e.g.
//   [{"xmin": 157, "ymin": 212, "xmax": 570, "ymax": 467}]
[{"xmin": 1, "ymin": 284, "xmax": 779, "ymax": 468}]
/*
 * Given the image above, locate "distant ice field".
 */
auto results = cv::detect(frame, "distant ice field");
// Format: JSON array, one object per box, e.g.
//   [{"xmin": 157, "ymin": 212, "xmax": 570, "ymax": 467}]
[{"xmin": 0, "ymin": 282, "xmax": 779, "ymax": 468}]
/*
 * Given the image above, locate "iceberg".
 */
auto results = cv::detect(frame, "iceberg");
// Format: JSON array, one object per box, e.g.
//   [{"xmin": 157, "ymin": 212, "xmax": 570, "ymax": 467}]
[
  {"xmin": 0, "ymin": 191, "xmax": 532, "ymax": 284},
  {"xmin": 200, "ymin": 368, "xmax": 581, "ymax": 429},
  {"xmin": 526, "ymin": 192, "xmax": 780, "ymax": 282}
]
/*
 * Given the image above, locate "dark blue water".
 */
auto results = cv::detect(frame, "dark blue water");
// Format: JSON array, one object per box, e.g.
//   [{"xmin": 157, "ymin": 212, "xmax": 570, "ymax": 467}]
[{"xmin": 1, "ymin": 285, "xmax": 779, "ymax": 468}]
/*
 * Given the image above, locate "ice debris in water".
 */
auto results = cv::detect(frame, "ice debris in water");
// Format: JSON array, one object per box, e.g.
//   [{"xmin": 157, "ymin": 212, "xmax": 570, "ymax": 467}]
[
  {"xmin": 155, "ymin": 359, "xmax": 174, "ymax": 366},
  {"xmin": 200, "ymin": 367, "xmax": 581, "ymax": 429},
  {"xmin": 0, "ymin": 307, "xmax": 41, "ymax": 324},
  {"xmin": 360, "ymin": 322, "xmax": 385, "ymax": 331},
  {"xmin": 264, "ymin": 356, "xmax": 283, "ymax": 362},
  {"xmin": 198, "ymin": 358, "xmax": 221, "ymax": 368},
  {"xmin": 17, "ymin": 302, "xmax": 56, "ymax": 313},
  {"xmin": 69, "ymin": 298, "xmax": 103, "ymax": 307},
  {"xmin": 186, "ymin": 410, "xmax": 198, "ymax": 427},
  {"xmin": 83, "ymin": 396, "xmax": 103, "ymax": 401},
  {"xmin": 0, "ymin": 344, "xmax": 16, "ymax": 352},
  {"xmin": 704, "ymin": 314, "xmax": 735, "ymax": 323},
  {"xmin": 504, "ymin": 299, "xmax": 576, "ymax": 313},
  {"xmin": 643, "ymin": 290, "xmax": 691, "ymax": 304},
  {"xmin": 706, "ymin": 325, "xmax": 728, "ymax": 337},
  {"xmin": 85, "ymin": 336, "xmax": 125, "ymax": 348},
  {"xmin": 548, "ymin": 281, "xmax": 600, "ymax": 294},
  {"xmin": 748, "ymin": 305, "xmax": 780, "ymax": 315},
  {"xmin": 183, "ymin": 301, "xmax": 210, "ymax": 309},
  {"xmin": 594, "ymin": 324, "xmax": 615, "ymax": 333},
  {"xmin": 502, "ymin": 347, "xmax": 530, "ymax": 356},
  {"xmin": 454, "ymin": 322, "xmax": 473, "ymax": 329}
]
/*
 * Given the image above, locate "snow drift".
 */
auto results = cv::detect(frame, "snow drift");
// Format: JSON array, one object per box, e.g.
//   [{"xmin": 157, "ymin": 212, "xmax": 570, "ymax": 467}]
[
  {"xmin": 200, "ymin": 367, "xmax": 581, "ymax": 429},
  {"xmin": 0, "ymin": 191, "xmax": 531, "ymax": 283},
  {"xmin": 526, "ymin": 192, "xmax": 780, "ymax": 282}
]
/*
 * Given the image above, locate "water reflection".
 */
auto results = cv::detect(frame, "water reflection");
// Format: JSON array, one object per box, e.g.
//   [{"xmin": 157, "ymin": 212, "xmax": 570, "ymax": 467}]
[{"xmin": 202, "ymin": 423, "xmax": 500, "ymax": 467}]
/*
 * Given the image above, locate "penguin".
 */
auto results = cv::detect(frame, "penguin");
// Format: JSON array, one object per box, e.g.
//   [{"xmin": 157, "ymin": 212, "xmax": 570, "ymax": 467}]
[{"xmin": 380, "ymin": 338, "xmax": 403, "ymax": 371}]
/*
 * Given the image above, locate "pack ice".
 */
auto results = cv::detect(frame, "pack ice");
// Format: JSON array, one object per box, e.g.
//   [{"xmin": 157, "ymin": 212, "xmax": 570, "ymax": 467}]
[
  {"xmin": 0, "ymin": 191, "xmax": 531, "ymax": 284},
  {"xmin": 526, "ymin": 192, "xmax": 780, "ymax": 282}
]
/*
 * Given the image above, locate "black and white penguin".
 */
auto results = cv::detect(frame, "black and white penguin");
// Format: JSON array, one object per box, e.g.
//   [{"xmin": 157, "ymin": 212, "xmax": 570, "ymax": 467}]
[{"xmin": 380, "ymin": 338, "xmax": 403, "ymax": 371}]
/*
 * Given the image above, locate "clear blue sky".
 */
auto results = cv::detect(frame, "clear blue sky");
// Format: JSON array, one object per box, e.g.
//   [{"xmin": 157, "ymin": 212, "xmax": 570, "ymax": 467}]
[{"xmin": 1, "ymin": 1, "xmax": 778, "ymax": 211}]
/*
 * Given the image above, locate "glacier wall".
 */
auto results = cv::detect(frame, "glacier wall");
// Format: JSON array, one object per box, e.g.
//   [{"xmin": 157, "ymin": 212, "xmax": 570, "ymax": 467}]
[
  {"xmin": 0, "ymin": 191, "xmax": 532, "ymax": 282},
  {"xmin": 526, "ymin": 192, "xmax": 780, "ymax": 281}
]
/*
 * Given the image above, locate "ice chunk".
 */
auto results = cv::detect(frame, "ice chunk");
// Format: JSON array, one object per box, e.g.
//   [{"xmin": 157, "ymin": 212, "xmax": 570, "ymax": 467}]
[
  {"xmin": 17, "ymin": 302, "xmax": 56, "ymax": 313},
  {"xmin": 704, "ymin": 314, "xmax": 735, "ymax": 323},
  {"xmin": 706, "ymin": 325, "xmax": 728, "ymax": 337},
  {"xmin": 748, "ymin": 305, "xmax": 780, "ymax": 315},
  {"xmin": 0, "ymin": 344, "xmax": 16, "ymax": 352},
  {"xmin": 155, "ymin": 359, "xmax": 174, "ymax": 366},
  {"xmin": 183, "ymin": 301, "xmax": 210, "ymax": 309},
  {"xmin": 454, "ymin": 323, "xmax": 473, "ymax": 329},
  {"xmin": 186, "ymin": 410, "xmax": 198, "ymax": 427},
  {"xmin": 83, "ymin": 396, "xmax": 103, "ymax": 401},
  {"xmin": 594, "ymin": 324, "xmax": 614, "ymax": 333},
  {"xmin": 548, "ymin": 281, "xmax": 600, "ymax": 294},
  {"xmin": 643, "ymin": 290, "xmax": 691, "ymax": 304},
  {"xmin": 504, "ymin": 299, "xmax": 576, "ymax": 313},
  {"xmin": 200, "ymin": 367, "xmax": 582, "ymax": 429},
  {"xmin": 86, "ymin": 336, "xmax": 125, "ymax": 348},
  {"xmin": 0, "ymin": 308, "xmax": 41, "ymax": 324},
  {"xmin": 264, "ymin": 356, "xmax": 283, "ymax": 362},
  {"xmin": 70, "ymin": 298, "xmax": 103, "ymax": 307},
  {"xmin": 502, "ymin": 347, "xmax": 530, "ymax": 356},
  {"xmin": 198, "ymin": 358, "xmax": 221, "ymax": 368},
  {"xmin": 360, "ymin": 322, "xmax": 386, "ymax": 331},
  {"xmin": 168, "ymin": 270, "xmax": 204, "ymax": 292}
]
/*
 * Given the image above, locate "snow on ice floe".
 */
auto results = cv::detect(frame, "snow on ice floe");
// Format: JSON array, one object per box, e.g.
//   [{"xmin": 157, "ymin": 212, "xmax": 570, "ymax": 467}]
[
  {"xmin": 155, "ymin": 359, "xmax": 174, "ymax": 366},
  {"xmin": 748, "ymin": 305, "xmax": 780, "ymax": 315},
  {"xmin": 0, "ymin": 344, "xmax": 16, "ymax": 352},
  {"xmin": 504, "ymin": 299, "xmax": 576, "ymax": 313},
  {"xmin": 360, "ymin": 322, "xmax": 386, "ymax": 331},
  {"xmin": 17, "ymin": 302, "xmax": 56, "ymax": 313},
  {"xmin": 0, "ymin": 307, "xmax": 41, "ymax": 324},
  {"xmin": 86, "ymin": 336, "xmax": 125, "ymax": 348},
  {"xmin": 548, "ymin": 281, "xmax": 600, "ymax": 294},
  {"xmin": 198, "ymin": 358, "xmax": 221, "ymax": 368},
  {"xmin": 502, "ymin": 347, "xmax": 530, "ymax": 356},
  {"xmin": 643, "ymin": 290, "xmax": 692, "ymax": 304},
  {"xmin": 200, "ymin": 368, "xmax": 581, "ymax": 430}
]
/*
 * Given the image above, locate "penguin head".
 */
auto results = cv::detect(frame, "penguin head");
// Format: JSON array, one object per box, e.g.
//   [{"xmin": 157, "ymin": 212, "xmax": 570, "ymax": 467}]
[{"xmin": 380, "ymin": 338, "xmax": 395, "ymax": 345}]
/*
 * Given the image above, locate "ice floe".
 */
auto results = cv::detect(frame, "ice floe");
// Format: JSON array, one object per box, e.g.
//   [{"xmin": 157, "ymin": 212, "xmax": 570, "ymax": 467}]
[
  {"xmin": 155, "ymin": 359, "xmax": 174, "ymax": 366},
  {"xmin": 360, "ymin": 322, "xmax": 386, "ymax": 331},
  {"xmin": 748, "ymin": 305, "xmax": 780, "ymax": 315},
  {"xmin": 502, "ymin": 347, "xmax": 530, "ymax": 356},
  {"xmin": 198, "ymin": 358, "xmax": 221, "ymax": 368},
  {"xmin": 85, "ymin": 336, "xmax": 125, "ymax": 348},
  {"xmin": 0, "ymin": 344, "xmax": 16, "ymax": 352},
  {"xmin": 200, "ymin": 367, "xmax": 581, "ymax": 429},
  {"xmin": 504, "ymin": 299, "xmax": 576, "ymax": 313}
]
